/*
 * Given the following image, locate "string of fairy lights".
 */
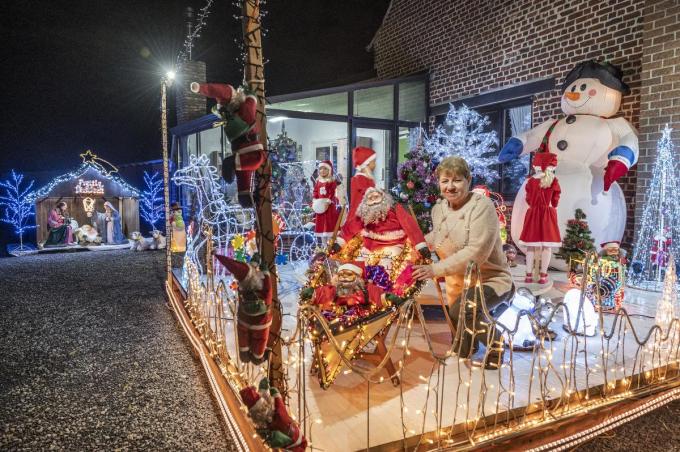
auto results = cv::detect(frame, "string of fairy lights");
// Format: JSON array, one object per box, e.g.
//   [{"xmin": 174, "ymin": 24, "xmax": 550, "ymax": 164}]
[{"xmin": 176, "ymin": 0, "xmax": 215, "ymax": 68}]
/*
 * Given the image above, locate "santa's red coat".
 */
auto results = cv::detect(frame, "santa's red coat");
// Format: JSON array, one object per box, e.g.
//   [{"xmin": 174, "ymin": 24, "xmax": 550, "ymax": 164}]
[
  {"xmin": 519, "ymin": 177, "xmax": 562, "ymax": 247},
  {"xmin": 237, "ymin": 273, "xmax": 274, "ymax": 361},
  {"xmin": 313, "ymin": 178, "xmax": 340, "ymax": 236},
  {"xmin": 341, "ymin": 203, "xmax": 426, "ymax": 251},
  {"xmin": 347, "ymin": 173, "xmax": 375, "ymax": 220}
]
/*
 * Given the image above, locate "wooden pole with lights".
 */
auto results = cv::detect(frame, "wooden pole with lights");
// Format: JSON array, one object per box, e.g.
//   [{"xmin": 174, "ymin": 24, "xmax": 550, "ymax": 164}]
[
  {"xmin": 161, "ymin": 71, "xmax": 175, "ymax": 282},
  {"xmin": 240, "ymin": 0, "xmax": 285, "ymax": 391}
]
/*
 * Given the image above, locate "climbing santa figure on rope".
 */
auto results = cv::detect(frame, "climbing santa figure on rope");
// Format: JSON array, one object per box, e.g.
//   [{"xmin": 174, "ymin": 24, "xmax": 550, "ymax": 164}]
[
  {"xmin": 499, "ymin": 60, "xmax": 639, "ymax": 269},
  {"xmin": 190, "ymin": 82, "xmax": 266, "ymax": 207},
  {"xmin": 312, "ymin": 160, "xmax": 341, "ymax": 247},
  {"xmin": 215, "ymin": 254, "xmax": 273, "ymax": 364}
]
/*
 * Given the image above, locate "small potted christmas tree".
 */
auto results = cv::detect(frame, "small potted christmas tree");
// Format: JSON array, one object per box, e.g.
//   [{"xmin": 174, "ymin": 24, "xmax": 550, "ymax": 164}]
[{"xmin": 556, "ymin": 208, "xmax": 596, "ymax": 272}]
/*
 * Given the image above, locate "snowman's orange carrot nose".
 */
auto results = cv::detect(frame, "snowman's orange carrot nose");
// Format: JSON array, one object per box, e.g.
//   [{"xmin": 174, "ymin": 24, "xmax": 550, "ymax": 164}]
[{"xmin": 565, "ymin": 91, "xmax": 581, "ymax": 101}]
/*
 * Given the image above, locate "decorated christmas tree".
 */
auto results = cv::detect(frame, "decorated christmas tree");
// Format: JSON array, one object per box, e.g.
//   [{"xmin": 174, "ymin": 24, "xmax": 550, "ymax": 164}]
[
  {"xmin": 0, "ymin": 170, "xmax": 36, "ymax": 254},
  {"xmin": 628, "ymin": 125, "xmax": 680, "ymax": 291},
  {"xmin": 555, "ymin": 208, "xmax": 596, "ymax": 271},
  {"xmin": 268, "ymin": 122, "xmax": 300, "ymax": 204},
  {"xmin": 423, "ymin": 104, "xmax": 500, "ymax": 184},
  {"xmin": 392, "ymin": 128, "xmax": 440, "ymax": 232}
]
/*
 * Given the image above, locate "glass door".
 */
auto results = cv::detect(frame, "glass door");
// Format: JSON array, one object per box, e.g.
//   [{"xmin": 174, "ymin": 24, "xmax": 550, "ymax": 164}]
[{"xmin": 352, "ymin": 124, "xmax": 393, "ymax": 191}]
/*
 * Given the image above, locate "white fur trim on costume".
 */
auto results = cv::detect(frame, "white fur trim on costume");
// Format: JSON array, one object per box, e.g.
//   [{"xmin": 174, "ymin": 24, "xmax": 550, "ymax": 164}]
[
  {"xmin": 361, "ymin": 228, "xmax": 406, "ymax": 241},
  {"xmin": 518, "ymin": 240, "xmax": 562, "ymax": 248},
  {"xmin": 336, "ymin": 237, "xmax": 346, "ymax": 246},
  {"xmin": 312, "ymin": 198, "xmax": 331, "ymax": 214},
  {"xmin": 237, "ymin": 318, "xmax": 273, "ymax": 330},
  {"xmin": 415, "ymin": 242, "xmax": 427, "ymax": 250},
  {"xmin": 318, "ymin": 161, "xmax": 332, "ymax": 171},
  {"xmin": 355, "ymin": 154, "xmax": 376, "ymax": 171},
  {"xmin": 338, "ymin": 263, "xmax": 362, "ymax": 275},
  {"xmin": 315, "ymin": 232, "xmax": 333, "ymax": 237}
]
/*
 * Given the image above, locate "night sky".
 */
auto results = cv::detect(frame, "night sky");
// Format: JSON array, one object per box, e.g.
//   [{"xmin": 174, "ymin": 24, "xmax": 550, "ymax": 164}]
[{"xmin": 0, "ymin": 0, "xmax": 391, "ymax": 172}]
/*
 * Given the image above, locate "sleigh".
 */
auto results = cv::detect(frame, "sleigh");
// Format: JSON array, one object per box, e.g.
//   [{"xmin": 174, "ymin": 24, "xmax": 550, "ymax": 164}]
[{"xmin": 298, "ymin": 235, "xmax": 428, "ymax": 389}]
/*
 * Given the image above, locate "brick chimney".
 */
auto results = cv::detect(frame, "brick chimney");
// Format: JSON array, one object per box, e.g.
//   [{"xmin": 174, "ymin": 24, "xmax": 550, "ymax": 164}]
[{"xmin": 176, "ymin": 60, "xmax": 207, "ymax": 124}]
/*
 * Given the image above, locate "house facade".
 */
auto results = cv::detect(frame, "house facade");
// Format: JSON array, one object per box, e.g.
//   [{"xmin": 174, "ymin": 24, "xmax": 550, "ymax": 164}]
[{"xmin": 371, "ymin": 0, "xmax": 680, "ymax": 244}]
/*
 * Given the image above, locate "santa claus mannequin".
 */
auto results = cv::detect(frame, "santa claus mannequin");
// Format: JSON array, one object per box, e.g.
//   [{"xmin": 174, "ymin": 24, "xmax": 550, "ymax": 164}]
[
  {"xmin": 215, "ymin": 254, "xmax": 273, "ymax": 364},
  {"xmin": 347, "ymin": 146, "xmax": 377, "ymax": 220},
  {"xmin": 519, "ymin": 152, "xmax": 562, "ymax": 285},
  {"xmin": 240, "ymin": 378, "xmax": 307, "ymax": 452},
  {"xmin": 312, "ymin": 160, "xmax": 341, "ymax": 247},
  {"xmin": 190, "ymin": 82, "xmax": 266, "ymax": 208},
  {"xmin": 499, "ymin": 60, "xmax": 638, "ymax": 269},
  {"xmin": 338, "ymin": 188, "xmax": 429, "ymax": 271},
  {"xmin": 311, "ymin": 261, "xmax": 384, "ymax": 310}
]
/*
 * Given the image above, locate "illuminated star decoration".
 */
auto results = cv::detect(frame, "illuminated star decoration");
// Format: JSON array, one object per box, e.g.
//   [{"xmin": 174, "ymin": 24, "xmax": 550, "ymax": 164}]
[{"xmin": 26, "ymin": 150, "xmax": 139, "ymax": 203}]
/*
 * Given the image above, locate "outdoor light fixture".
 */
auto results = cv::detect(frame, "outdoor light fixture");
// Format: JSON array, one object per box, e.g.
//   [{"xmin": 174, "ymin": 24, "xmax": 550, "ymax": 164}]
[{"xmin": 166, "ymin": 70, "xmax": 176, "ymax": 81}]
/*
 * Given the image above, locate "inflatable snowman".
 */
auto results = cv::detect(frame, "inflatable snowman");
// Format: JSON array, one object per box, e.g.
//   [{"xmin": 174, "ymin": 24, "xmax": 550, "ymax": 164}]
[{"xmin": 499, "ymin": 60, "xmax": 638, "ymax": 270}]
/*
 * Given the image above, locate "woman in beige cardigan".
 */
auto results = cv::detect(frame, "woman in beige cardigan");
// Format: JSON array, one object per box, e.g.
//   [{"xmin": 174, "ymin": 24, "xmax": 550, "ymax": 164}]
[{"xmin": 413, "ymin": 156, "xmax": 513, "ymax": 369}]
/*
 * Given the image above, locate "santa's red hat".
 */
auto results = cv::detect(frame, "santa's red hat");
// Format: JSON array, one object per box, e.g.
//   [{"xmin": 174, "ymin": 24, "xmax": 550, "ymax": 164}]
[
  {"xmin": 338, "ymin": 261, "xmax": 365, "ymax": 277},
  {"xmin": 215, "ymin": 254, "xmax": 250, "ymax": 280},
  {"xmin": 318, "ymin": 160, "xmax": 333, "ymax": 174},
  {"xmin": 352, "ymin": 146, "xmax": 376, "ymax": 170},
  {"xmin": 472, "ymin": 185, "xmax": 490, "ymax": 197},
  {"xmin": 239, "ymin": 386, "xmax": 260, "ymax": 408},
  {"xmin": 600, "ymin": 240, "xmax": 620, "ymax": 248},
  {"xmin": 532, "ymin": 152, "xmax": 558, "ymax": 170}
]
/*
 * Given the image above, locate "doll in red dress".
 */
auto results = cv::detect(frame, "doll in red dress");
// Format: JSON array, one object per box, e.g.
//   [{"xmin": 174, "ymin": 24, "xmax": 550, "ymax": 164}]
[
  {"xmin": 312, "ymin": 160, "xmax": 341, "ymax": 247},
  {"xmin": 519, "ymin": 152, "xmax": 562, "ymax": 285}
]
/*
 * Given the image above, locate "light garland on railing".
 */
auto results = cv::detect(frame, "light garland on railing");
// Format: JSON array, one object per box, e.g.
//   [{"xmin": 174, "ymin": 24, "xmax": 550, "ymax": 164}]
[{"xmin": 26, "ymin": 150, "xmax": 140, "ymax": 202}]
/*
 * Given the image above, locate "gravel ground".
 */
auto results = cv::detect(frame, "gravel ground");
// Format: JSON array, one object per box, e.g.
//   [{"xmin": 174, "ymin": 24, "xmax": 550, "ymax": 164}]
[{"xmin": 0, "ymin": 250, "xmax": 234, "ymax": 451}]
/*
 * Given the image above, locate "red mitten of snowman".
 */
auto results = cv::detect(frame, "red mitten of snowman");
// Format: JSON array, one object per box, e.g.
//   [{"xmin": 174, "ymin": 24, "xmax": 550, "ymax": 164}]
[{"xmin": 604, "ymin": 145, "xmax": 635, "ymax": 192}]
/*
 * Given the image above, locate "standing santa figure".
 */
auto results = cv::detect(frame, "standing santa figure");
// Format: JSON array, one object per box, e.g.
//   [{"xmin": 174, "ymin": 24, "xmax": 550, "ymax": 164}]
[
  {"xmin": 347, "ymin": 146, "xmax": 377, "ymax": 220},
  {"xmin": 519, "ymin": 152, "xmax": 562, "ymax": 285},
  {"xmin": 499, "ymin": 60, "xmax": 638, "ymax": 269},
  {"xmin": 312, "ymin": 160, "xmax": 341, "ymax": 247}
]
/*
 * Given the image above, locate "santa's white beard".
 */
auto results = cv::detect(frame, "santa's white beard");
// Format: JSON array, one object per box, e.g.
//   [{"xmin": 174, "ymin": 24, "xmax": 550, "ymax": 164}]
[
  {"xmin": 335, "ymin": 279, "xmax": 364, "ymax": 297},
  {"xmin": 240, "ymin": 267, "xmax": 264, "ymax": 292},
  {"xmin": 357, "ymin": 197, "xmax": 393, "ymax": 225},
  {"xmin": 249, "ymin": 392, "xmax": 274, "ymax": 426}
]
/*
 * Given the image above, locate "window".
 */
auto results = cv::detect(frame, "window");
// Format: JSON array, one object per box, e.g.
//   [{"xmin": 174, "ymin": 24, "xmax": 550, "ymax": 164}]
[
  {"xmin": 269, "ymin": 92, "xmax": 348, "ymax": 115},
  {"xmin": 434, "ymin": 99, "xmax": 532, "ymax": 199},
  {"xmin": 398, "ymin": 81, "xmax": 426, "ymax": 122},
  {"xmin": 353, "ymin": 85, "xmax": 394, "ymax": 120}
]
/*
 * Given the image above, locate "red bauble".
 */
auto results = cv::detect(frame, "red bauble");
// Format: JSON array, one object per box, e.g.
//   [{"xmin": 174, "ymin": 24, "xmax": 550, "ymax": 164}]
[{"xmin": 406, "ymin": 181, "xmax": 415, "ymax": 189}]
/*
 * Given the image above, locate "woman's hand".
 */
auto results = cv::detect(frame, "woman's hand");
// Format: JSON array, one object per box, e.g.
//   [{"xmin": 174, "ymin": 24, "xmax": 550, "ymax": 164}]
[{"xmin": 412, "ymin": 264, "xmax": 435, "ymax": 281}]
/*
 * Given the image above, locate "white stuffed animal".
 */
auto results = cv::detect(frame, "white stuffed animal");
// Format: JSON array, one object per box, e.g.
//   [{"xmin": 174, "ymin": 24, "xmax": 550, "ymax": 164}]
[
  {"xmin": 562, "ymin": 288, "xmax": 598, "ymax": 337},
  {"xmin": 129, "ymin": 231, "xmax": 150, "ymax": 251},
  {"xmin": 149, "ymin": 230, "xmax": 166, "ymax": 250}
]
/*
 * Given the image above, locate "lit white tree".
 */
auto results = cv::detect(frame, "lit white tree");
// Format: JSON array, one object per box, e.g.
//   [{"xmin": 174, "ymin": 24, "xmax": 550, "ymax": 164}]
[
  {"xmin": 629, "ymin": 125, "xmax": 680, "ymax": 291},
  {"xmin": 140, "ymin": 171, "xmax": 164, "ymax": 231},
  {"xmin": 423, "ymin": 104, "xmax": 499, "ymax": 183},
  {"xmin": 0, "ymin": 170, "xmax": 36, "ymax": 253}
]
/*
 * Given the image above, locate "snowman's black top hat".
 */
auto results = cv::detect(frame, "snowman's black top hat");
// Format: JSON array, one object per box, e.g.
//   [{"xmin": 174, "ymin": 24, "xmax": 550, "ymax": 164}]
[{"xmin": 562, "ymin": 60, "xmax": 631, "ymax": 95}]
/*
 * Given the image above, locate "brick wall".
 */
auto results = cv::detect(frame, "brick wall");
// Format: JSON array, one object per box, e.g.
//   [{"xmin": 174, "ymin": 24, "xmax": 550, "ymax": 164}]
[
  {"xmin": 176, "ymin": 60, "xmax": 207, "ymax": 124},
  {"xmin": 635, "ymin": 1, "xmax": 680, "ymax": 241},
  {"xmin": 372, "ymin": 0, "xmax": 646, "ymax": 245}
]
